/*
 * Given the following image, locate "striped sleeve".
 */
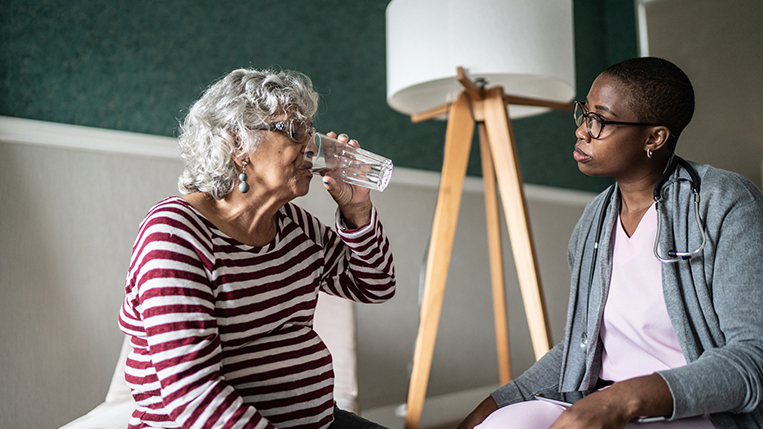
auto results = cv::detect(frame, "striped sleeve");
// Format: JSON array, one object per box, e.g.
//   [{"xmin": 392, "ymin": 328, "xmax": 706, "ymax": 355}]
[
  {"xmin": 281, "ymin": 203, "xmax": 396, "ymax": 304},
  {"xmin": 121, "ymin": 201, "xmax": 276, "ymax": 429},
  {"xmin": 324, "ymin": 206, "xmax": 396, "ymax": 303}
]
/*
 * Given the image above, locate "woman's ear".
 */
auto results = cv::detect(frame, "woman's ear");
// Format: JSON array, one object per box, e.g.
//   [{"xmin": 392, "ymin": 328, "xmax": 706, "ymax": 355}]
[
  {"xmin": 232, "ymin": 131, "xmax": 248, "ymax": 163},
  {"xmin": 645, "ymin": 126, "xmax": 671, "ymax": 154}
]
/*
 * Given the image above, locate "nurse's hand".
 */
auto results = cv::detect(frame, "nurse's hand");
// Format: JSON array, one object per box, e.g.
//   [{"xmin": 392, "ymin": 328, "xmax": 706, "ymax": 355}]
[{"xmin": 549, "ymin": 374, "xmax": 672, "ymax": 429}]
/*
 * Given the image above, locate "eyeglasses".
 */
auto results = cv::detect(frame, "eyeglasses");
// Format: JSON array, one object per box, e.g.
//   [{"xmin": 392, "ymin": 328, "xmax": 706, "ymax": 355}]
[
  {"xmin": 573, "ymin": 101, "xmax": 664, "ymax": 140},
  {"xmin": 249, "ymin": 118, "xmax": 315, "ymax": 143}
]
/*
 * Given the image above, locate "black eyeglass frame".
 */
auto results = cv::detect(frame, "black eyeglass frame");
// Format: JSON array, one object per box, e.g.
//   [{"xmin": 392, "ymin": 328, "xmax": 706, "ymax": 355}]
[
  {"xmin": 248, "ymin": 118, "xmax": 315, "ymax": 143},
  {"xmin": 573, "ymin": 101, "xmax": 665, "ymax": 140}
]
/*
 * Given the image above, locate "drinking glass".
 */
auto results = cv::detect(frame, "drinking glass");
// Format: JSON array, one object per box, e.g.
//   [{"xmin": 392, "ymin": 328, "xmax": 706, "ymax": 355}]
[{"xmin": 304, "ymin": 133, "xmax": 393, "ymax": 192}]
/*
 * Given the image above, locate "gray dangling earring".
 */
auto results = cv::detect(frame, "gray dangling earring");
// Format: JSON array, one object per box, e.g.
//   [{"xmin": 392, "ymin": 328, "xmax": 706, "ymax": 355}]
[{"xmin": 238, "ymin": 159, "xmax": 250, "ymax": 193}]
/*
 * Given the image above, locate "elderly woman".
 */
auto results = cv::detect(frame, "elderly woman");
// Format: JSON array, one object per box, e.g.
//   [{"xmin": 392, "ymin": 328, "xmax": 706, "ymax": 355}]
[
  {"xmin": 118, "ymin": 68, "xmax": 396, "ymax": 429},
  {"xmin": 457, "ymin": 57, "xmax": 763, "ymax": 428}
]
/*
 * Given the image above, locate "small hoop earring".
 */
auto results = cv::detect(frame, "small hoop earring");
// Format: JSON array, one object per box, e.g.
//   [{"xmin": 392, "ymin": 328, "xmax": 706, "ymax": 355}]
[
  {"xmin": 647, "ymin": 149, "xmax": 653, "ymax": 159},
  {"xmin": 238, "ymin": 159, "xmax": 250, "ymax": 193}
]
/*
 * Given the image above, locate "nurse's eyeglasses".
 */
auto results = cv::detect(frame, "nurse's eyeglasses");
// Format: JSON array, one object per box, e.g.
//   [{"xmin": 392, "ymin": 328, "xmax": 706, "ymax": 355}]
[
  {"xmin": 573, "ymin": 101, "xmax": 664, "ymax": 140},
  {"xmin": 249, "ymin": 118, "xmax": 315, "ymax": 143}
]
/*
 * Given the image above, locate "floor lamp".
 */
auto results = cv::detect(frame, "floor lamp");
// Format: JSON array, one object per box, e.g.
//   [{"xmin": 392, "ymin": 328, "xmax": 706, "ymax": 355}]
[{"xmin": 385, "ymin": 1, "xmax": 576, "ymax": 428}]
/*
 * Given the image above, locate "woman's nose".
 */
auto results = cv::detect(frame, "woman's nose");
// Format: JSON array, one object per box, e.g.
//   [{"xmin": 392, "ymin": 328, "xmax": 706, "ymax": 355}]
[{"xmin": 575, "ymin": 123, "xmax": 590, "ymax": 141}]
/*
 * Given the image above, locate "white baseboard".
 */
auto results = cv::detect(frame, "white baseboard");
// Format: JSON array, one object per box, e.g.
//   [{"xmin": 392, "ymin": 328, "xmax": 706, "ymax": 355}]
[
  {"xmin": 360, "ymin": 384, "xmax": 500, "ymax": 429},
  {"xmin": 0, "ymin": 115, "xmax": 595, "ymax": 206}
]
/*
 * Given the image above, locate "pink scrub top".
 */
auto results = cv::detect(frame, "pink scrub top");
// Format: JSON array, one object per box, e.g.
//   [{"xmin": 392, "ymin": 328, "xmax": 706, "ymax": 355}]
[{"xmin": 600, "ymin": 204, "xmax": 687, "ymax": 382}]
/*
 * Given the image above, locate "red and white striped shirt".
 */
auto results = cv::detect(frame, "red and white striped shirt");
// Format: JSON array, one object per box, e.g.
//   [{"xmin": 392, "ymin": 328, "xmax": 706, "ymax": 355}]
[{"xmin": 118, "ymin": 197, "xmax": 395, "ymax": 429}]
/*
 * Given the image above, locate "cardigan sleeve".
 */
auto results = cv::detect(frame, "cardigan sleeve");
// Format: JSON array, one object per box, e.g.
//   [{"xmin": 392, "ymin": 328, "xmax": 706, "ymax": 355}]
[
  {"xmin": 658, "ymin": 193, "xmax": 763, "ymax": 420},
  {"xmin": 491, "ymin": 342, "xmax": 566, "ymax": 407}
]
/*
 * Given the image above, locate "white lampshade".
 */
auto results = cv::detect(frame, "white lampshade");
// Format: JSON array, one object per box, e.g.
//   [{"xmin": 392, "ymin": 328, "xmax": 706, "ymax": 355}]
[{"xmin": 386, "ymin": 0, "xmax": 576, "ymax": 118}]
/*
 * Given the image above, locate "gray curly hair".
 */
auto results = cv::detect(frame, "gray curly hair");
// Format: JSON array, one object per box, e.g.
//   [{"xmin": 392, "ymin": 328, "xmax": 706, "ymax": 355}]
[{"xmin": 177, "ymin": 68, "xmax": 319, "ymax": 199}]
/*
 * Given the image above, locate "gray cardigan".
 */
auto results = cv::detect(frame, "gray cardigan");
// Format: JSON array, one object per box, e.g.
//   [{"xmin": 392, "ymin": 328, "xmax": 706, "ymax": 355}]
[{"xmin": 492, "ymin": 161, "xmax": 763, "ymax": 428}]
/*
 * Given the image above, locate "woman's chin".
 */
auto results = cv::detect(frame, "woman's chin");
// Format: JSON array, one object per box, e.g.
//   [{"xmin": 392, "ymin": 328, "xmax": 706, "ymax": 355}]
[
  {"xmin": 577, "ymin": 163, "xmax": 599, "ymax": 177},
  {"xmin": 296, "ymin": 175, "xmax": 312, "ymax": 196}
]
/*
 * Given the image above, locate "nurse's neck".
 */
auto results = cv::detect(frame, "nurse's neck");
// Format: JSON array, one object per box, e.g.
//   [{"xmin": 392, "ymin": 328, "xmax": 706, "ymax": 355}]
[
  {"xmin": 617, "ymin": 162, "xmax": 666, "ymax": 237},
  {"xmin": 618, "ymin": 185, "xmax": 655, "ymax": 237}
]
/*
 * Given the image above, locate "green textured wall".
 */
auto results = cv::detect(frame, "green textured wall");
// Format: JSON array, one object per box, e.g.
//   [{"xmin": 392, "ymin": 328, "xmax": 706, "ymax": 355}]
[{"xmin": 1, "ymin": 0, "xmax": 637, "ymax": 193}]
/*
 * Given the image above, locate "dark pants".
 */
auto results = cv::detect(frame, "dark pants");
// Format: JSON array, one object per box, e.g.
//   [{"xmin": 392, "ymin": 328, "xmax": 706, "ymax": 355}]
[{"xmin": 329, "ymin": 407, "xmax": 389, "ymax": 429}]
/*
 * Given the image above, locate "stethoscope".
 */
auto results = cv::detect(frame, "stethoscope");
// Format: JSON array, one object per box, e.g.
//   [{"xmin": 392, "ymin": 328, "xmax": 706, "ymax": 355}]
[{"xmin": 580, "ymin": 155, "xmax": 707, "ymax": 349}]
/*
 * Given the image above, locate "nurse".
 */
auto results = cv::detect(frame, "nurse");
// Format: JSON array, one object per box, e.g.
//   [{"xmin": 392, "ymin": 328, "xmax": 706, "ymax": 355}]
[{"xmin": 457, "ymin": 57, "xmax": 763, "ymax": 428}]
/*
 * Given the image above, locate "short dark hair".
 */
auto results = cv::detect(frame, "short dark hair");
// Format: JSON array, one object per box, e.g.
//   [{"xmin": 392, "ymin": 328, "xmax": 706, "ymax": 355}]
[{"xmin": 602, "ymin": 57, "xmax": 694, "ymax": 151}]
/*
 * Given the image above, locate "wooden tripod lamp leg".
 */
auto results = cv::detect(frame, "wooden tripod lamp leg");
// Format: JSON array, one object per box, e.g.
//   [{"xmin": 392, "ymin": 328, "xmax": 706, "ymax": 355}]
[
  {"xmin": 481, "ymin": 87, "xmax": 552, "ymax": 359},
  {"xmin": 405, "ymin": 92, "xmax": 475, "ymax": 429},
  {"xmin": 478, "ymin": 123, "xmax": 511, "ymax": 385}
]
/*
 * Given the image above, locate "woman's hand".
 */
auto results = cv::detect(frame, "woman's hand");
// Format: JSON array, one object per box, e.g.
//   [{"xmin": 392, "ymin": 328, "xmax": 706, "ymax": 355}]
[
  {"xmin": 548, "ymin": 389, "xmax": 632, "ymax": 429},
  {"xmin": 322, "ymin": 132, "xmax": 373, "ymax": 229},
  {"xmin": 549, "ymin": 374, "xmax": 672, "ymax": 429},
  {"xmin": 456, "ymin": 396, "xmax": 499, "ymax": 429}
]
